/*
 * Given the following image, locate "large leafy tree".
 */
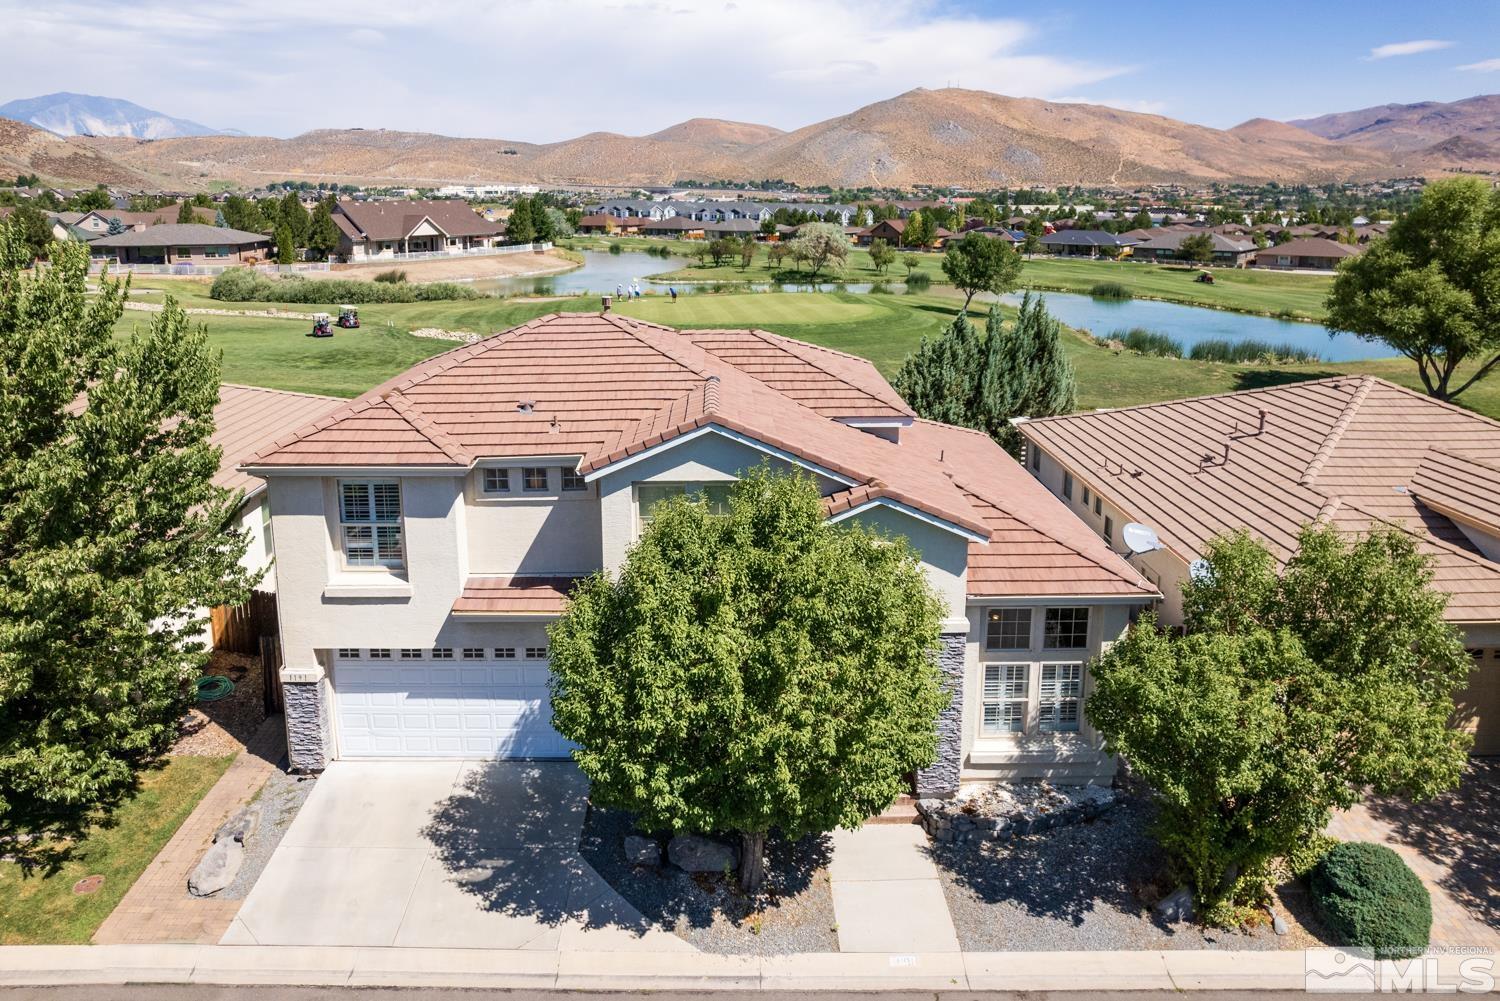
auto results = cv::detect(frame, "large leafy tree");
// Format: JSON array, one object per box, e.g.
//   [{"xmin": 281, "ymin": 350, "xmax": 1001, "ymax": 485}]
[
  {"xmin": 548, "ymin": 468, "xmax": 946, "ymax": 892},
  {"xmin": 1087, "ymin": 526, "xmax": 1472, "ymax": 922},
  {"xmin": 893, "ymin": 294, "xmax": 1076, "ymax": 455},
  {"xmin": 941, "ymin": 230, "xmax": 1024, "ymax": 312},
  {"xmin": 9, "ymin": 204, "xmax": 53, "ymax": 261},
  {"xmin": 0, "ymin": 229, "xmax": 254, "ymax": 848},
  {"xmin": 787, "ymin": 222, "xmax": 848, "ymax": 277},
  {"xmin": 1326, "ymin": 177, "xmax": 1500, "ymax": 401}
]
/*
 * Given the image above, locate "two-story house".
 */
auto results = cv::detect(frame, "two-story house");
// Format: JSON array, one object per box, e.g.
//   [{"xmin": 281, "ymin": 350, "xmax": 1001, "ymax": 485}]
[
  {"xmin": 1015, "ymin": 376, "xmax": 1500, "ymax": 756},
  {"xmin": 242, "ymin": 311, "xmax": 1156, "ymax": 793}
]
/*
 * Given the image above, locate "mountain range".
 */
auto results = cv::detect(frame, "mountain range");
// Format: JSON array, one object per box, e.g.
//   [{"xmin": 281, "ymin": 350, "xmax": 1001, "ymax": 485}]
[
  {"xmin": 0, "ymin": 92, "xmax": 231, "ymax": 140},
  {"xmin": 2, "ymin": 89, "xmax": 1497, "ymax": 191}
]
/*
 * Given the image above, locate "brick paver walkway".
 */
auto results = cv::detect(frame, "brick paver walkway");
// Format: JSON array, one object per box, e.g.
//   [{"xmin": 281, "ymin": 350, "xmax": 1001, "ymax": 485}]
[
  {"xmin": 92, "ymin": 715, "xmax": 286, "ymax": 945},
  {"xmin": 1327, "ymin": 759, "xmax": 1500, "ymax": 952}
]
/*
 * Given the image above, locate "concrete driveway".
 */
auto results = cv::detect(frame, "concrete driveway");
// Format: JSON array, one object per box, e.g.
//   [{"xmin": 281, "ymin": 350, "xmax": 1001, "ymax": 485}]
[{"xmin": 222, "ymin": 761, "xmax": 691, "ymax": 952}]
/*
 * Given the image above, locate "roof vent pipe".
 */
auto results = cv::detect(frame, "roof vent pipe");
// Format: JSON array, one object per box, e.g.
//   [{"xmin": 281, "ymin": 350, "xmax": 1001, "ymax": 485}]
[{"xmin": 601, "ymin": 294, "xmax": 612, "ymax": 313}]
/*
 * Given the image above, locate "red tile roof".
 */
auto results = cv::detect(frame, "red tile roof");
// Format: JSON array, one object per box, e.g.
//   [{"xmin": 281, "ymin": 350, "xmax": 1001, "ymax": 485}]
[
  {"xmin": 247, "ymin": 312, "xmax": 1152, "ymax": 601},
  {"xmin": 452, "ymin": 575, "xmax": 581, "ymax": 615},
  {"xmin": 1017, "ymin": 376, "xmax": 1500, "ymax": 622},
  {"xmin": 211, "ymin": 384, "xmax": 340, "ymax": 498}
]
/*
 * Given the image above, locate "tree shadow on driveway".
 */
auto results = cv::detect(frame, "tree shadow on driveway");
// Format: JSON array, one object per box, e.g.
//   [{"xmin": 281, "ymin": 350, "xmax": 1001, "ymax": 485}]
[{"xmin": 418, "ymin": 759, "xmax": 657, "ymax": 935}]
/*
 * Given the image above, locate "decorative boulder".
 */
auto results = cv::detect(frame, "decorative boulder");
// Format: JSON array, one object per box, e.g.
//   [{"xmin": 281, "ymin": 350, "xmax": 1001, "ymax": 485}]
[
  {"xmin": 188, "ymin": 836, "xmax": 245, "ymax": 897},
  {"xmin": 667, "ymin": 834, "xmax": 738, "ymax": 873},
  {"xmin": 1154, "ymin": 885, "xmax": 1196, "ymax": 924},
  {"xmin": 624, "ymin": 834, "xmax": 661, "ymax": 867}
]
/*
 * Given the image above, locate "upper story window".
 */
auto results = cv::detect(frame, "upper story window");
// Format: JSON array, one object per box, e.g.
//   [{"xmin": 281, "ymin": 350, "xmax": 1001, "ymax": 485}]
[
  {"xmin": 1030, "ymin": 446, "xmax": 1041, "ymax": 472},
  {"xmin": 1044, "ymin": 607, "xmax": 1090, "ymax": 649},
  {"xmin": 1082, "ymin": 486, "xmax": 1092, "ymax": 508},
  {"xmin": 1062, "ymin": 471, "xmax": 1074, "ymax": 500},
  {"xmin": 1093, "ymin": 495, "xmax": 1102, "ymax": 516},
  {"xmin": 339, "ymin": 480, "xmax": 403, "ymax": 569},
  {"xmin": 985, "ymin": 608, "xmax": 1032, "ymax": 651},
  {"xmin": 483, "ymin": 468, "xmax": 511, "ymax": 494},
  {"xmin": 637, "ymin": 482, "xmax": 733, "ymax": 530},
  {"xmin": 1103, "ymin": 515, "xmax": 1115, "ymax": 545},
  {"xmin": 561, "ymin": 468, "xmax": 587, "ymax": 491},
  {"xmin": 522, "ymin": 467, "xmax": 549, "ymax": 492}
]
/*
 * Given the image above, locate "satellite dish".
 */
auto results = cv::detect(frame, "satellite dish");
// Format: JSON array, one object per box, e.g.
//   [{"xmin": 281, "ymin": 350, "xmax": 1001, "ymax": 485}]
[
  {"xmin": 1188, "ymin": 558, "xmax": 1212, "ymax": 582},
  {"xmin": 1121, "ymin": 522, "xmax": 1163, "ymax": 555}
]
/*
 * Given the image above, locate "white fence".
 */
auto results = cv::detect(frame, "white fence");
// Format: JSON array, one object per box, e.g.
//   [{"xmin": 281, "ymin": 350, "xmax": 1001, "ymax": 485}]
[
  {"xmin": 353, "ymin": 242, "xmax": 552, "ymax": 264},
  {"xmin": 90, "ymin": 260, "xmax": 333, "ymax": 277}
]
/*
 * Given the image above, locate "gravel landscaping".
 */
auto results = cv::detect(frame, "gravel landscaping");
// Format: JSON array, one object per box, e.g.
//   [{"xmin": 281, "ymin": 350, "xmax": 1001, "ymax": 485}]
[
  {"xmin": 930, "ymin": 793, "xmax": 1327, "ymax": 951},
  {"xmin": 217, "ymin": 768, "xmax": 316, "ymax": 901},
  {"xmin": 173, "ymin": 651, "xmax": 267, "ymax": 757},
  {"xmin": 580, "ymin": 806, "xmax": 838, "ymax": 954}
]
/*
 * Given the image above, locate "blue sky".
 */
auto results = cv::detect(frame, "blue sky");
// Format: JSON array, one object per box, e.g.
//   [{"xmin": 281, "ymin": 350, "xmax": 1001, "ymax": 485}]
[{"xmin": 1, "ymin": 0, "xmax": 1496, "ymax": 139}]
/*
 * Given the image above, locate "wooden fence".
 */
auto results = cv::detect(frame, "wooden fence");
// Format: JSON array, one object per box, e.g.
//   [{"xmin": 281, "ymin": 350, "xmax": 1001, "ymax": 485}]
[{"xmin": 210, "ymin": 590, "xmax": 278, "ymax": 656}]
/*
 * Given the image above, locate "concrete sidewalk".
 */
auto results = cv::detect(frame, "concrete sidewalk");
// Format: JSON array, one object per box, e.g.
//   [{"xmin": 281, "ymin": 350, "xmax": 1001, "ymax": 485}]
[
  {"xmin": 6, "ymin": 943, "xmax": 1493, "ymax": 992},
  {"xmin": 828, "ymin": 825, "xmax": 960, "ymax": 954},
  {"xmin": 0, "ymin": 943, "xmax": 1315, "ymax": 991}
]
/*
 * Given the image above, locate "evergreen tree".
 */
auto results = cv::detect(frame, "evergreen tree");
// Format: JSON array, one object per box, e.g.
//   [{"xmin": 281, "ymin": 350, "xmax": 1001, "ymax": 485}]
[
  {"xmin": 890, "ymin": 312, "xmax": 985, "ymax": 428},
  {"xmin": 306, "ymin": 201, "xmax": 341, "ymax": 261},
  {"xmin": 278, "ymin": 192, "xmax": 309, "ymax": 247},
  {"xmin": 0, "ymin": 230, "xmax": 253, "ymax": 850},
  {"xmin": 274, "ymin": 222, "xmax": 296, "ymax": 264},
  {"xmin": 214, "ymin": 209, "xmax": 227, "ymax": 228},
  {"xmin": 530, "ymin": 199, "xmax": 556, "ymax": 244},
  {"xmin": 106, "ymin": 217, "xmax": 126, "ymax": 236},
  {"xmin": 176, "ymin": 201, "xmax": 196, "ymax": 224},
  {"xmin": 506, "ymin": 199, "xmax": 536, "ymax": 244}
]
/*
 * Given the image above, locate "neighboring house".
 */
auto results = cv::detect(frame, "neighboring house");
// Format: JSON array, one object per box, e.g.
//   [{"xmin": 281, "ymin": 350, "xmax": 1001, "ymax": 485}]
[
  {"xmin": 90, "ymin": 224, "xmax": 272, "ymax": 265},
  {"xmin": 1015, "ymin": 376, "xmax": 1500, "ymax": 756},
  {"xmin": 241, "ymin": 311, "xmax": 1156, "ymax": 786},
  {"xmin": 60, "ymin": 205, "xmax": 216, "ymax": 236},
  {"xmin": 1131, "ymin": 230, "xmax": 1258, "ymax": 267},
  {"xmin": 640, "ymin": 217, "xmax": 705, "ymax": 239},
  {"xmin": 331, "ymin": 199, "xmax": 506, "ymax": 260},
  {"xmin": 1252, "ymin": 237, "xmax": 1364, "ymax": 271},
  {"xmin": 1038, "ymin": 230, "xmax": 1140, "ymax": 257}
]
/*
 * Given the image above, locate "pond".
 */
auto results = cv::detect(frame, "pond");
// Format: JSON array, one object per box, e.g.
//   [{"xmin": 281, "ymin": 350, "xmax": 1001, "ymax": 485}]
[{"xmin": 476, "ymin": 249, "xmax": 1389, "ymax": 362}]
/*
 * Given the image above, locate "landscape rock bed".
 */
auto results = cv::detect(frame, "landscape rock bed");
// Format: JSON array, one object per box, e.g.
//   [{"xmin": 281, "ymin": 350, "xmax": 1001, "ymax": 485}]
[
  {"xmin": 217, "ymin": 768, "xmax": 316, "ymax": 900},
  {"xmin": 579, "ymin": 805, "xmax": 838, "ymax": 955},
  {"xmin": 173, "ymin": 650, "xmax": 267, "ymax": 756},
  {"xmin": 917, "ymin": 781, "xmax": 1119, "ymax": 844},
  {"xmin": 411, "ymin": 327, "xmax": 484, "ymax": 343}
]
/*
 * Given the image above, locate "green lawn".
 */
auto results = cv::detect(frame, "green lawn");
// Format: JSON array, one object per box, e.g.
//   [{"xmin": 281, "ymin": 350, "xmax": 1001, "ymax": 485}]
[
  {"xmin": 0, "ymin": 755, "xmax": 234, "ymax": 945},
  {"xmin": 112, "ymin": 283, "xmax": 1500, "ymax": 421}
]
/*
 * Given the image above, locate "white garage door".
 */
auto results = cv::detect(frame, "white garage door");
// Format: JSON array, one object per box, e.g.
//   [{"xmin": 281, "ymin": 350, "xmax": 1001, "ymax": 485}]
[{"xmin": 332, "ymin": 648, "xmax": 571, "ymax": 759}]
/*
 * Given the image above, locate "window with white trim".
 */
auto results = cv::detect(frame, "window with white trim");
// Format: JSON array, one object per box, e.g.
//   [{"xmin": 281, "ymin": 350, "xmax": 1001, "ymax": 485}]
[
  {"xmin": 1093, "ymin": 495, "xmax": 1102, "ymax": 516},
  {"xmin": 483, "ymin": 468, "xmax": 511, "ymax": 494},
  {"xmin": 260, "ymin": 500, "xmax": 274, "ymax": 560},
  {"xmin": 1038, "ymin": 663, "xmax": 1082, "ymax": 732},
  {"xmin": 1102, "ymin": 515, "xmax": 1114, "ymax": 545},
  {"xmin": 981, "ymin": 663, "xmax": 1028, "ymax": 734},
  {"xmin": 1044, "ymin": 607, "xmax": 1090, "ymax": 649},
  {"xmin": 637, "ymin": 482, "xmax": 733, "ymax": 530},
  {"xmin": 1081, "ymin": 485, "xmax": 1092, "ymax": 507},
  {"xmin": 985, "ymin": 608, "xmax": 1032, "ymax": 651},
  {"xmin": 1030, "ymin": 445, "xmax": 1041, "ymax": 471},
  {"xmin": 339, "ymin": 480, "xmax": 403, "ymax": 569},
  {"xmin": 1062, "ymin": 471, "xmax": 1073, "ymax": 500}
]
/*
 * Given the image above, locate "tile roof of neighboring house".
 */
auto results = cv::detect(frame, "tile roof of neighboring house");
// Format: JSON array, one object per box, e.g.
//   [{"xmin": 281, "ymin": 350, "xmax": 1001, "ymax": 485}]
[
  {"xmin": 1134, "ymin": 231, "xmax": 1256, "ymax": 253},
  {"xmin": 1411, "ymin": 449, "xmax": 1500, "ymax": 536},
  {"xmin": 211, "ymin": 384, "xmax": 341, "ymax": 499},
  {"xmin": 1039, "ymin": 230, "xmax": 1140, "ymax": 248},
  {"xmin": 91, "ymin": 223, "xmax": 269, "ymax": 247},
  {"xmin": 1017, "ymin": 376, "xmax": 1500, "ymax": 622},
  {"xmin": 333, "ymin": 198, "xmax": 504, "ymax": 242},
  {"xmin": 1256, "ymin": 237, "xmax": 1364, "ymax": 259},
  {"xmin": 246, "ymin": 312, "xmax": 1150, "ymax": 600},
  {"xmin": 641, "ymin": 217, "xmax": 703, "ymax": 230},
  {"xmin": 452, "ymin": 575, "xmax": 582, "ymax": 615}
]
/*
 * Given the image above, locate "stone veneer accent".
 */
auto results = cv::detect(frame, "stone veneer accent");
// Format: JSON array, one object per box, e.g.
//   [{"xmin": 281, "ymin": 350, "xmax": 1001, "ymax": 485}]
[
  {"xmin": 915, "ymin": 631, "xmax": 967, "ymax": 798},
  {"xmin": 282, "ymin": 680, "xmax": 327, "ymax": 772}
]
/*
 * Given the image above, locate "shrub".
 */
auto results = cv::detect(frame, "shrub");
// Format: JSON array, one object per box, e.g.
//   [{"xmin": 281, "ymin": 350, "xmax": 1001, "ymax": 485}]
[
  {"xmin": 1116, "ymin": 327, "xmax": 1183, "ymax": 357},
  {"xmin": 1310, "ymin": 842, "xmax": 1432, "ymax": 959},
  {"xmin": 1188, "ymin": 337, "xmax": 1321, "ymax": 364},
  {"xmin": 209, "ymin": 268, "xmax": 482, "ymax": 304},
  {"xmin": 373, "ymin": 269, "xmax": 407, "ymax": 283},
  {"xmin": 904, "ymin": 271, "xmax": 931, "ymax": 290},
  {"xmin": 1089, "ymin": 281, "xmax": 1131, "ymax": 299},
  {"xmin": 608, "ymin": 242, "xmax": 623, "ymax": 255}
]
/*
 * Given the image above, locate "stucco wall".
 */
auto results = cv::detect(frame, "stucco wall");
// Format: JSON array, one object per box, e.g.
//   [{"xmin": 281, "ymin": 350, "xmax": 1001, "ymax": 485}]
[
  {"xmin": 464, "ymin": 469, "xmax": 603, "ymax": 574},
  {"xmin": 844, "ymin": 505, "xmax": 969, "ymax": 622}
]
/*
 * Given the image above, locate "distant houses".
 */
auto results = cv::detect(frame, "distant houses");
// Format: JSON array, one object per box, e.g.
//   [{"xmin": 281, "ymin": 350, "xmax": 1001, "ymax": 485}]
[
  {"xmin": 1251, "ymin": 237, "xmax": 1364, "ymax": 271},
  {"xmin": 1037, "ymin": 230, "xmax": 1140, "ymax": 258},
  {"xmin": 89, "ymin": 223, "xmax": 272, "ymax": 266},
  {"xmin": 1131, "ymin": 231, "xmax": 1258, "ymax": 267},
  {"xmin": 330, "ymin": 198, "xmax": 507, "ymax": 260},
  {"xmin": 586, "ymin": 198, "xmax": 867, "ymax": 226}
]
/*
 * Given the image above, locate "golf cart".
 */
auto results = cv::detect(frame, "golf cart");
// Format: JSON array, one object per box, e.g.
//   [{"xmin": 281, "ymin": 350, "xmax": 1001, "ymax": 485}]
[
  {"xmin": 337, "ymin": 306, "xmax": 360, "ymax": 329},
  {"xmin": 1195, "ymin": 270, "xmax": 1215, "ymax": 284},
  {"xmin": 309, "ymin": 312, "xmax": 333, "ymax": 338}
]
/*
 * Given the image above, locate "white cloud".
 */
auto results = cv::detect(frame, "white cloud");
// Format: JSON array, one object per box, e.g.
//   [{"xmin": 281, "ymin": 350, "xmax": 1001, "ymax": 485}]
[
  {"xmin": 0, "ymin": 0, "xmax": 1135, "ymax": 139},
  {"xmin": 1457, "ymin": 58, "xmax": 1500, "ymax": 72},
  {"xmin": 1365, "ymin": 39, "xmax": 1453, "ymax": 60}
]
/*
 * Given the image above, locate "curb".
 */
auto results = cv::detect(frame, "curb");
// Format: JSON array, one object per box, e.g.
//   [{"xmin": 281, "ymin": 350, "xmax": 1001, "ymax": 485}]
[{"xmin": 0, "ymin": 944, "xmax": 1458, "ymax": 991}]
